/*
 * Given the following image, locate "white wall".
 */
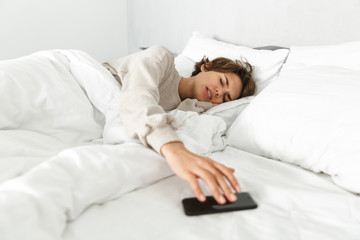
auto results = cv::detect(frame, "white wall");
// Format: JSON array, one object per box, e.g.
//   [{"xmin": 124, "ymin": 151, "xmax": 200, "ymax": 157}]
[
  {"xmin": 128, "ymin": 0, "xmax": 360, "ymax": 55},
  {"xmin": 0, "ymin": 0, "xmax": 128, "ymax": 62}
]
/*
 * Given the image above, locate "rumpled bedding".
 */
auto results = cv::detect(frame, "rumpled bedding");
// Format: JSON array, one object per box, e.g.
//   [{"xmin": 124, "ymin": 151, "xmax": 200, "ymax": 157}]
[{"xmin": 0, "ymin": 50, "xmax": 226, "ymax": 240}]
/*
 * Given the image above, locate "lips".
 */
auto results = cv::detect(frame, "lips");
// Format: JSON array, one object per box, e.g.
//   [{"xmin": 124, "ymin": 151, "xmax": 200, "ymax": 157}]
[{"xmin": 205, "ymin": 87, "xmax": 211, "ymax": 100}]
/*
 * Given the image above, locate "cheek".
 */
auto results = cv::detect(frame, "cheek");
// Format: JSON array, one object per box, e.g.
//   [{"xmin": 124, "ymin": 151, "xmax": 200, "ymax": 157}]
[
  {"xmin": 196, "ymin": 86, "xmax": 204, "ymax": 100},
  {"xmin": 209, "ymin": 76, "xmax": 220, "ymax": 87},
  {"xmin": 195, "ymin": 83, "xmax": 207, "ymax": 100}
]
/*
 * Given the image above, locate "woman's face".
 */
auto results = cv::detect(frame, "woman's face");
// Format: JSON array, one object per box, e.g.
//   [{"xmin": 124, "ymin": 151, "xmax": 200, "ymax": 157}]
[{"xmin": 193, "ymin": 68, "xmax": 243, "ymax": 105}]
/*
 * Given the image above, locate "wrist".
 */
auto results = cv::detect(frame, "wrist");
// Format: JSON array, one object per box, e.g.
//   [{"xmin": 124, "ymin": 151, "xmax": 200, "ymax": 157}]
[{"xmin": 160, "ymin": 141, "xmax": 185, "ymax": 157}]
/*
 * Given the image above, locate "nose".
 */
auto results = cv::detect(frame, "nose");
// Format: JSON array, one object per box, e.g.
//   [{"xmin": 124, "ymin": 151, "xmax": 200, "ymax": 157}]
[
  {"xmin": 215, "ymin": 88, "xmax": 221, "ymax": 96},
  {"xmin": 214, "ymin": 88, "xmax": 225, "ymax": 103},
  {"xmin": 215, "ymin": 87, "xmax": 225, "ymax": 97}
]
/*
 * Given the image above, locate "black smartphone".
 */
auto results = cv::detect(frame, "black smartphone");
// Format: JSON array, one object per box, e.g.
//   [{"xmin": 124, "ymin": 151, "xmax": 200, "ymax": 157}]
[{"xmin": 182, "ymin": 192, "xmax": 257, "ymax": 216}]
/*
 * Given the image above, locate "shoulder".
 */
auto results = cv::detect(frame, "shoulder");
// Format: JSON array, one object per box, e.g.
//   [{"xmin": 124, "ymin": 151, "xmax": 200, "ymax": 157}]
[
  {"xmin": 146, "ymin": 45, "xmax": 172, "ymax": 56},
  {"xmin": 142, "ymin": 45, "xmax": 174, "ymax": 64},
  {"xmin": 112, "ymin": 45, "xmax": 175, "ymax": 75},
  {"xmin": 141, "ymin": 45, "xmax": 175, "ymax": 70}
]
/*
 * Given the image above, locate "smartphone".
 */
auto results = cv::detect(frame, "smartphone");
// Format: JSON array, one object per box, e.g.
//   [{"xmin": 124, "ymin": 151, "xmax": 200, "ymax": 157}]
[{"xmin": 182, "ymin": 192, "xmax": 257, "ymax": 216}]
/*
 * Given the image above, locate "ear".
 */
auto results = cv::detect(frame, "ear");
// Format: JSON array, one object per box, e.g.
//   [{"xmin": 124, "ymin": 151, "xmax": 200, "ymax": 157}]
[{"xmin": 201, "ymin": 63, "xmax": 211, "ymax": 72}]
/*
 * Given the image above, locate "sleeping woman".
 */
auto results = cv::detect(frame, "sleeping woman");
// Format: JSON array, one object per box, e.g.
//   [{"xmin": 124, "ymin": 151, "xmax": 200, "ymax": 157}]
[{"xmin": 103, "ymin": 45, "xmax": 256, "ymax": 205}]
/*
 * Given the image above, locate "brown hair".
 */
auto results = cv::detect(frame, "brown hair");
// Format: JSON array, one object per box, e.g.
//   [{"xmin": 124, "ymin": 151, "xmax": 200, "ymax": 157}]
[{"xmin": 191, "ymin": 56, "xmax": 256, "ymax": 98}]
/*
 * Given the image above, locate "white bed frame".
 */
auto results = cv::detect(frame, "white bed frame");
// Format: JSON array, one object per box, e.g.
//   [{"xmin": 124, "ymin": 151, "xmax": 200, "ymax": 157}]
[{"xmin": 128, "ymin": 0, "xmax": 360, "ymax": 54}]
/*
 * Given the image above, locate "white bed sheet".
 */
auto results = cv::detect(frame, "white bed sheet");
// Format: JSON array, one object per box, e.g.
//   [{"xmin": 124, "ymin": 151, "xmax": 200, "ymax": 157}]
[{"xmin": 63, "ymin": 146, "xmax": 360, "ymax": 240}]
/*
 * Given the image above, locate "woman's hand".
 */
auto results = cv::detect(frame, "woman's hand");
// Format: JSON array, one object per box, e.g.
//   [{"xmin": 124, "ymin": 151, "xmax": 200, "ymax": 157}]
[{"xmin": 160, "ymin": 141, "xmax": 241, "ymax": 204}]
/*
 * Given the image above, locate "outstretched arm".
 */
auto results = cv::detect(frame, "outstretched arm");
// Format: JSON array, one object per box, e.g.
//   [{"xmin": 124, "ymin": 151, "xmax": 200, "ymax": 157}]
[
  {"xmin": 161, "ymin": 141, "xmax": 241, "ymax": 204},
  {"xmin": 111, "ymin": 46, "xmax": 240, "ymax": 204}
]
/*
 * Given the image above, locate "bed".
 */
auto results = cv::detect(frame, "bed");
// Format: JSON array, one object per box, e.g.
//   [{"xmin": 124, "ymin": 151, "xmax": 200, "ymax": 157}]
[{"xmin": 1, "ymin": 1, "xmax": 360, "ymax": 240}]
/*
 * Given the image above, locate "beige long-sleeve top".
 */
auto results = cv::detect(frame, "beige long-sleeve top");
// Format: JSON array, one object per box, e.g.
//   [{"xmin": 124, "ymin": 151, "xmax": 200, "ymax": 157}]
[{"xmin": 103, "ymin": 45, "xmax": 212, "ymax": 153}]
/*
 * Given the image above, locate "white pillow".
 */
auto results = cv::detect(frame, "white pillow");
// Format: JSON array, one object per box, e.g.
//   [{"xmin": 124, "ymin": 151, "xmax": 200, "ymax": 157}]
[
  {"xmin": 181, "ymin": 32, "xmax": 289, "ymax": 94},
  {"xmin": 226, "ymin": 42, "xmax": 360, "ymax": 194},
  {"xmin": 284, "ymin": 41, "xmax": 360, "ymax": 70},
  {"xmin": 174, "ymin": 54, "xmax": 194, "ymax": 78},
  {"xmin": 205, "ymin": 96, "xmax": 254, "ymax": 129}
]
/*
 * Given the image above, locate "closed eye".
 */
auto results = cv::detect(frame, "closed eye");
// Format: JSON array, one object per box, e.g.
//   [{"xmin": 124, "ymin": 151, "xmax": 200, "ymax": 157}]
[
  {"xmin": 223, "ymin": 94, "xmax": 232, "ymax": 102},
  {"xmin": 220, "ymin": 77, "xmax": 229, "ymax": 86},
  {"xmin": 221, "ymin": 77, "xmax": 232, "ymax": 102},
  {"xmin": 225, "ymin": 76, "xmax": 232, "ymax": 101}
]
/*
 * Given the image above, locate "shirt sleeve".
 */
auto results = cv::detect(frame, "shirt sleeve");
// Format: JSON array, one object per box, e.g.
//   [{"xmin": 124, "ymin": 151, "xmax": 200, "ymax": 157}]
[
  {"xmin": 176, "ymin": 98, "xmax": 213, "ymax": 113},
  {"xmin": 118, "ymin": 47, "xmax": 181, "ymax": 153}
]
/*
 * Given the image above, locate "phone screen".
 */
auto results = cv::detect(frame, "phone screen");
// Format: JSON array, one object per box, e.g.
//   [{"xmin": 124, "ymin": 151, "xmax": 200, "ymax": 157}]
[{"xmin": 182, "ymin": 192, "xmax": 257, "ymax": 216}]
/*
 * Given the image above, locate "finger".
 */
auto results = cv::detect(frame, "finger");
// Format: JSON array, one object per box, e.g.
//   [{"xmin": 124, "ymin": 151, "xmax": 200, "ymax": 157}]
[
  {"xmin": 215, "ymin": 173, "xmax": 238, "ymax": 202},
  {"xmin": 187, "ymin": 175, "xmax": 206, "ymax": 202},
  {"xmin": 214, "ymin": 162, "xmax": 242, "ymax": 193},
  {"xmin": 195, "ymin": 168, "xmax": 226, "ymax": 205},
  {"xmin": 197, "ymin": 161, "xmax": 237, "ymax": 202},
  {"xmin": 199, "ymin": 159, "xmax": 240, "ymax": 196}
]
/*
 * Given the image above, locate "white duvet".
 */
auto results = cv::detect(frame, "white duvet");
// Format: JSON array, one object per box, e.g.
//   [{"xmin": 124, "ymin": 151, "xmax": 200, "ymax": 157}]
[{"xmin": 0, "ymin": 50, "xmax": 226, "ymax": 239}]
